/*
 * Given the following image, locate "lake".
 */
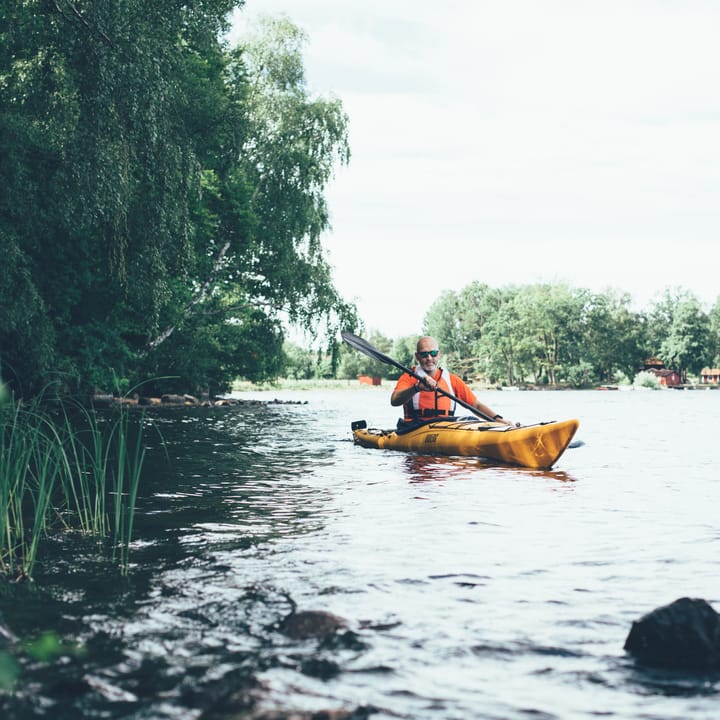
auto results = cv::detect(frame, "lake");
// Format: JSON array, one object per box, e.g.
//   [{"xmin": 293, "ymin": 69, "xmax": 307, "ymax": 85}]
[{"xmin": 2, "ymin": 385, "xmax": 719, "ymax": 719}]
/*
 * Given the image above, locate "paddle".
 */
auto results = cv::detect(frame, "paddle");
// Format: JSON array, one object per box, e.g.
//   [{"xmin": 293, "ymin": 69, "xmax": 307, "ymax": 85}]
[{"xmin": 341, "ymin": 331, "xmax": 495, "ymax": 422}]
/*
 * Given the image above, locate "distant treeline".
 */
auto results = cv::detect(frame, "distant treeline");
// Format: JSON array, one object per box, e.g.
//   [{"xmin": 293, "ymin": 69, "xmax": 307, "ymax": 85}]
[{"xmin": 288, "ymin": 283, "xmax": 720, "ymax": 388}]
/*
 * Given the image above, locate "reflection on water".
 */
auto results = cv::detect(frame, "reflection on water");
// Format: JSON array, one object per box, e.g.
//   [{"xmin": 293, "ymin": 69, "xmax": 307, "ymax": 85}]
[
  {"xmin": 1, "ymin": 390, "xmax": 720, "ymax": 719},
  {"xmin": 402, "ymin": 452, "xmax": 578, "ymax": 485}
]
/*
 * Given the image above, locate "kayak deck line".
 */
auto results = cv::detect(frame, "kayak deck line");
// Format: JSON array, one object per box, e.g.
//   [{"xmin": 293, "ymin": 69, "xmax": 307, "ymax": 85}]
[{"xmin": 351, "ymin": 417, "xmax": 580, "ymax": 470}]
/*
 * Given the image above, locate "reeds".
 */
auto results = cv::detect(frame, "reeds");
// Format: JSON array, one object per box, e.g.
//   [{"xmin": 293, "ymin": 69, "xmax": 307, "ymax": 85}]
[{"xmin": 0, "ymin": 393, "xmax": 147, "ymax": 579}]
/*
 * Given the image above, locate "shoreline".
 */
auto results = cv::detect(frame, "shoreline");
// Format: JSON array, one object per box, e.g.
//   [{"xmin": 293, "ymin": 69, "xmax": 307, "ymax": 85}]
[{"xmin": 232, "ymin": 378, "xmax": 720, "ymax": 393}]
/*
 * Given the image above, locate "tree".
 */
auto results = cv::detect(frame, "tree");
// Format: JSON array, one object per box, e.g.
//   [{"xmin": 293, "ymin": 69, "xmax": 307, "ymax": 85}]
[
  {"xmin": 141, "ymin": 13, "xmax": 359, "ymax": 393},
  {"xmin": 229, "ymin": 15, "xmax": 356, "ymax": 334},
  {"xmin": 707, "ymin": 296, "xmax": 720, "ymax": 367},
  {"xmin": 511, "ymin": 284, "xmax": 587, "ymax": 385},
  {"xmin": 474, "ymin": 286, "xmax": 527, "ymax": 385},
  {"xmin": 424, "ymin": 283, "xmax": 500, "ymax": 379},
  {"xmin": 283, "ymin": 342, "xmax": 315, "ymax": 380},
  {"xmin": 0, "ymin": 5, "xmax": 357, "ymax": 397},
  {"xmin": 659, "ymin": 295, "xmax": 711, "ymax": 378},
  {"xmin": 584, "ymin": 290, "xmax": 646, "ymax": 384},
  {"xmin": 391, "ymin": 335, "xmax": 417, "ymax": 373}
]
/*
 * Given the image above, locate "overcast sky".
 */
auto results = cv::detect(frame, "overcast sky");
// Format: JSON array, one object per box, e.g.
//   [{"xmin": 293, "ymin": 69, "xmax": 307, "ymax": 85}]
[{"xmin": 229, "ymin": 1, "xmax": 720, "ymax": 339}]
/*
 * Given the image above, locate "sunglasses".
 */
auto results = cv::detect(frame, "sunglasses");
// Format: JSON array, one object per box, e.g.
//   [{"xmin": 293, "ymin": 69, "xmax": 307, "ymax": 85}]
[{"xmin": 417, "ymin": 350, "xmax": 439, "ymax": 358}]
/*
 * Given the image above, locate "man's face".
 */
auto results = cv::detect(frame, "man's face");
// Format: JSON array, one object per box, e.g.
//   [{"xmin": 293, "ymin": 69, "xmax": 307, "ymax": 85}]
[{"xmin": 415, "ymin": 339, "xmax": 440, "ymax": 374}]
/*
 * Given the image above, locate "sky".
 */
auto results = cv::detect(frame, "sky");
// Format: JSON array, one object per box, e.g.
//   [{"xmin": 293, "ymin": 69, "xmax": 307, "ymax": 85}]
[{"xmin": 229, "ymin": 1, "xmax": 720, "ymax": 339}]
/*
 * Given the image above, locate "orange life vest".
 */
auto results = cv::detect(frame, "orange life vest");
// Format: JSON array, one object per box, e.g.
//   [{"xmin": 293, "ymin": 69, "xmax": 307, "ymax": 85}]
[{"xmin": 404, "ymin": 367, "xmax": 457, "ymax": 419}]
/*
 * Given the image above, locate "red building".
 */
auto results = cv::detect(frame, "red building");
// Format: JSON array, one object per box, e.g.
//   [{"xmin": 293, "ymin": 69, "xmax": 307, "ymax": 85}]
[
  {"xmin": 654, "ymin": 369, "xmax": 681, "ymax": 387},
  {"xmin": 642, "ymin": 357, "xmax": 682, "ymax": 387},
  {"xmin": 700, "ymin": 368, "xmax": 720, "ymax": 384},
  {"xmin": 358, "ymin": 375, "xmax": 382, "ymax": 386}
]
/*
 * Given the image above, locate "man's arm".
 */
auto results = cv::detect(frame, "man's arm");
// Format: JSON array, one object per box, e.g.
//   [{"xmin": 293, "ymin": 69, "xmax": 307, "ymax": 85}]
[{"xmin": 391, "ymin": 376, "xmax": 423, "ymax": 406}]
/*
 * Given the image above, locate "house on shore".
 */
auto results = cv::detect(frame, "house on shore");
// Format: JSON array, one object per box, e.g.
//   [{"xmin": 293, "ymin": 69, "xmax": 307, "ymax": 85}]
[
  {"xmin": 642, "ymin": 357, "xmax": 682, "ymax": 387},
  {"xmin": 700, "ymin": 368, "xmax": 720, "ymax": 385}
]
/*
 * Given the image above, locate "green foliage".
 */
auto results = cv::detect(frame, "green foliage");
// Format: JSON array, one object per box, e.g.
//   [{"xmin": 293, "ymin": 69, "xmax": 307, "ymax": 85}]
[
  {"xmin": 391, "ymin": 336, "xmax": 417, "ymax": 371},
  {"xmin": 143, "ymin": 305, "xmax": 285, "ymax": 395},
  {"xmin": 1, "ymin": 4, "xmax": 356, "ymax": 397},
  {"xmin": 283, "ymin": 342, "xmax": 316, "ymax": 379},
  {"xmin": 233, "ymin": 15, "xmax": 355, "ymax": 336},
  {"xmin": 709, "ymin": 298, "xmax": 720, "ymax": 367},
  {"xmin": 583, "ymin": 290, "xmax": 647, "ymax": 383},
  {"xmin": 658, "ymin": 295, "xmax": 711, "ymax": 377},
  {"xmin": 633, "ymin": 370, "xmax": 661, "ymax": 389}
]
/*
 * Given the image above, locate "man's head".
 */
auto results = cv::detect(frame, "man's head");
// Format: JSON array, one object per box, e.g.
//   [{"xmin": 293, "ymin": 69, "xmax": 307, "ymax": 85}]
[{"xmin": 415, "ymin": 336, "xmax": 440, "ymax": 373}]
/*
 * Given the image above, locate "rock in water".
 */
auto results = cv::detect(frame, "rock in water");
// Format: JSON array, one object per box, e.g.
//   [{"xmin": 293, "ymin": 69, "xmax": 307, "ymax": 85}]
[
  {"xmin": 278, "ymin": 610, "xmax": 347, "ymax": 640},
  {"xmin": 624, "ymin": 597, "xmax": 720, "ymax": 669}
]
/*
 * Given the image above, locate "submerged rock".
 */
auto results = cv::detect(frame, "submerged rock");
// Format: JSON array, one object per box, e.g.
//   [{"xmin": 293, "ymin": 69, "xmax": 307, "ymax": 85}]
[
  {"xmin": 300, "ymin": 657, "xmax": 342, "ymax": 679},
  {"xmin": 278, "ymin": 610, "xmax": 347, "ymax": 640},
  {"xmin": 235, "ymin": 708, "xmax": 375, "ymax": 720},
  {"xmin": 624, "ymin": 597, "xmax": 720, "ymax": 669}
]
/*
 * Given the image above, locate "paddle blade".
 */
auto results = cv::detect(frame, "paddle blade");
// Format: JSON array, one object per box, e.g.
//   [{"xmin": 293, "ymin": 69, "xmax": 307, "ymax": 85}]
[{"xmin": 341, "ymin": 332, "xmax": 399, "ymax": 368}]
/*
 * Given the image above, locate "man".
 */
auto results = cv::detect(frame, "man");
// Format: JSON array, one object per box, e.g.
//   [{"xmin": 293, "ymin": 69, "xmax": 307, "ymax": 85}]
[{"xmin": 390, "ymin": 336, "xmax": 512, "ymax": 425}]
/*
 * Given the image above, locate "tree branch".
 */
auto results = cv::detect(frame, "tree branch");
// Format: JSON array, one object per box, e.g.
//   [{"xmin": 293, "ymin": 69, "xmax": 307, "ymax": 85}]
[
  {"xmin": 146, "ymin": 241, "xmax": 231, "ymax": 351},
  {"xmin": 52, "ymin": 0, "xmax": 114, "ymax": 47}
]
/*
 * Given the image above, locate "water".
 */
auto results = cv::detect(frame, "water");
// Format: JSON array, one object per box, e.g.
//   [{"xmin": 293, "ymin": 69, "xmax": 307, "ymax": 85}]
[{"xmin": 2, "ymin": 386, "xmax": 719, "ymax": 719}]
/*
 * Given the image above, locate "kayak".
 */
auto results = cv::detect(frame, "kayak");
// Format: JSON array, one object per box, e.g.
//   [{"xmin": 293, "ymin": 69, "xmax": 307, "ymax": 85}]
[{"xmin": 351, "ymin": 417, "xmax": 580, "ymax": 469}]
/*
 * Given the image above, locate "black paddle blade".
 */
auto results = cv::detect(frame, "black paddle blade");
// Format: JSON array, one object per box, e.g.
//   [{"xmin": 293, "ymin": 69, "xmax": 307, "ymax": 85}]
[{"xmin": 341, "ymin": 331, "xmax": 394, "ymax": 365}]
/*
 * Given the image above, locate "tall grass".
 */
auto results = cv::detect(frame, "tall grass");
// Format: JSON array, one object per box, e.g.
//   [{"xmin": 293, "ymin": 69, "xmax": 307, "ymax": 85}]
[{"xmin": 0, "ymin": 393, "xmax": 148, "ymax": 579}]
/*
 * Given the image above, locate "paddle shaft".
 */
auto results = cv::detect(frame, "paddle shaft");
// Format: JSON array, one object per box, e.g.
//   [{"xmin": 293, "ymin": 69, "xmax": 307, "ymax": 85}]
[{"xmin": 341, "ymin": 331, "xmax": 494, "ymax": 421}]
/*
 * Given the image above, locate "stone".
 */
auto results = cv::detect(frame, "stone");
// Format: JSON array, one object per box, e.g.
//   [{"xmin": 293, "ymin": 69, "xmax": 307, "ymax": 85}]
[
  {"xmin": 624, "ymin": 597, "xmax": 720, "ymax": 669},
  {"xmin": 278, "ymin": 610, "xmax": 347, "ymax": 640}
]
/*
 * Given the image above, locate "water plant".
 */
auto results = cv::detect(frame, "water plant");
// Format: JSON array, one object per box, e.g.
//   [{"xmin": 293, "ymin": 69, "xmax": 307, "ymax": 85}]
[{"xmin": 0, "ymin": 392, "xmax": 148, "ymax": 579}]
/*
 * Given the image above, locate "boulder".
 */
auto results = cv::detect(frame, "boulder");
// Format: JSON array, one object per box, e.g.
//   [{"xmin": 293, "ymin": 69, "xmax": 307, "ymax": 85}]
[{"xmin": 624, "ymin": 597, "xmax": 720, "ymax": 669}]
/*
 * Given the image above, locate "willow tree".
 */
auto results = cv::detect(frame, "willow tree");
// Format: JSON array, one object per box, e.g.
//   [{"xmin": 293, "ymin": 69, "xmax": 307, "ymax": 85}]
[
  {"xmin": 0, "ymin": 4, "xmax": 356, "ymax": 396},
  {"xmin": 147, "ymin": 16, "xmax": 359, "ymax": 392},
  {"xmin": 239, "ymin": 17, "xmax": 354, "ymax": 324}
]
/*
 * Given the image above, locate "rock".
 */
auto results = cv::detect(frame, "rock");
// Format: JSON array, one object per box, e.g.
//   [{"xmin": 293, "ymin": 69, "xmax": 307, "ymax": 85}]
[
  {"xmin": 624, "ymin": 597, "xmax": 720, "ymax": 669},
  {"xmin": 300, "ymin": 658, "xmax": 342, "ymax": 679},
  {"xmin": 278, "ymin": 610, "xmax": 347, "ymax": 640},
  {"xmin": 246, "ymin": 708, "xmax": 375, "ymax": 720},
  {"xmin": 182, "ymin": 668, "xmax": 260, "ymax": 714},
  {"xmin": 161, "ymin": 394, "xmax": 186, "ymax": 404}
]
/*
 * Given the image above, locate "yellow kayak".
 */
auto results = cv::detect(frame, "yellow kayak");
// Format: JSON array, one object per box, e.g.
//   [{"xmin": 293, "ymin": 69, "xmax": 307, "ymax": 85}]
[{"xmin": 351, "ymin": 418, "xmax": 580, "ymax": 470}]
